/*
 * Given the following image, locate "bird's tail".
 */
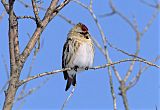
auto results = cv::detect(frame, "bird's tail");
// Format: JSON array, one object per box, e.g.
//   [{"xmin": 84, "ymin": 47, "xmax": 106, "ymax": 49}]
[{"xmin": 65, "ymin": 75, "xmax": 76, "ymax": 91}]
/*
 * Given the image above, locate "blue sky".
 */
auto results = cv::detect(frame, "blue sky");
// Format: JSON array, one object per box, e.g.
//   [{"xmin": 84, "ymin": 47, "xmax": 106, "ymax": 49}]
[{"xmin": 0, "ymin": 0, "xmax": 159, "ymax": 110}]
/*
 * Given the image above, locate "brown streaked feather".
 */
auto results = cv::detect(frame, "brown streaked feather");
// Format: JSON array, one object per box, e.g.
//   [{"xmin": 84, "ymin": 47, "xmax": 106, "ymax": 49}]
[
  {"xmin": 62, "ymin": 40, "xmax": 70, "ymax": 80},
  {"xmin": 62, "ymin": 37, "xmax": 77, "ymax": 80},
  {"xmin": 65, "ymin": 77, "xmax": 73, "ymax": 91}
]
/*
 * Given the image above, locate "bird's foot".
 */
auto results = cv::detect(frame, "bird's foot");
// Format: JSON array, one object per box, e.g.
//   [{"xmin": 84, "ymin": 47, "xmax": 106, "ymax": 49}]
[
  {"xmin": 74, "ymin": 65, "xmax": 79, "ymax": 72},
  {"xmin": 85, "ymin": 67, "xmax": 89, "ymax": 70}
]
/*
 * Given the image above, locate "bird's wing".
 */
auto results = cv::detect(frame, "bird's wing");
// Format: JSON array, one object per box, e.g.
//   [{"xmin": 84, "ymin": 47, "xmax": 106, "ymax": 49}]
[
  {"xmin": 62, "ymin": 41, "xmax": 69, "ymax": 80},
  {"xmin": 62, "ymin": 38, "xmax": 74, "ymax": 80},
  {"xmin": 62, "ymin": 36, "xmax": 81, "ymax": 79}
]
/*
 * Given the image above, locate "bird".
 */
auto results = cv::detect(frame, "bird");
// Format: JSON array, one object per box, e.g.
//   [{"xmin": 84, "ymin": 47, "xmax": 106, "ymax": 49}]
[{"xmin": 62, "ymin": 23, "xmax": 94, "ymax": 91}]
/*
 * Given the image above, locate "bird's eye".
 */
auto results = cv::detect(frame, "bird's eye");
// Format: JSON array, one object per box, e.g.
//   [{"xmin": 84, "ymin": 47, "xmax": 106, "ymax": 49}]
[
  {"xmin": 79, "ymin": 32, "xmax": 87, "ymax": 35},
  {"xmin": 84, "ymin": 36, "xmax": 89, "ymax": 39}
]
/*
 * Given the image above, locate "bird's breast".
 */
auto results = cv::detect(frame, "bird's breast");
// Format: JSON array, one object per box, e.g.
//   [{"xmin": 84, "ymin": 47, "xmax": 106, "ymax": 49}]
[{"xmin": 73, "ymin": 42, "xmax": 94, "ymax": 68}]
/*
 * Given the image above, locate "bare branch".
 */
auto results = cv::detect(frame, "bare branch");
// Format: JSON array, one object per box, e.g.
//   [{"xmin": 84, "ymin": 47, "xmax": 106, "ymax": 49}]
[
  {"xmin": 17, "ymin": 0, "xmax": 30, "ymax": 8},
  {"xmin": 140, "ymin": 0, "xmax": 158, "ymax": 8},
  {"xmin": 91, "ymin": 37, "xmax": 105, "ymax": 55},
  {"xmin": 17, "ymin": 58, "xmax": 159, "ymax": 87},
  {"xmin": 99, "ymin": 11, "xmax": 115, "ymax": 17},
  {"xmin": 109, "ymin": 0, "xmax": 138, "ymax": 33},
  {"xmin": 58, "ymin": 14, "xmax": 75, "ymax": 26},
  {"xmin": 61, "ymin": 86, "xmax": 76, "ymax": 110},
  {"xmin": 18, "ymin": 68, "xmax": 71, "ymax": 86},
  {"xmin": 124, "ymin": 31, "xmax": 141, "ymax": 82},
  {"xmin": 89, "ymin": 0, "xmax": 93, "ymax": 9},
  {"xmin": 107, "ymin": 66, "xmax": 117, "ymax": 110},
  {"xmin": 126, "ymin": 56, "xmax": 160, "ymax": 90},
  {"xmin": 17, "ymin": 0, "xmax": 46, "ymax": 11},
  {"xmin": 20, "ymin": 0, "xmax": 71, "ymax": 69},
  {"xmin": 108, "ymin": 42, "xmax": 145, "ymax": 60},
  {"xmin": 16, "ymin": 46, "xmax": 38, "ymax": 103},
  {"xmin": 17, "ymin": 16, "xmax": 36, "ymax": 21},
  {"xmin": 16, "ymin": 100, "xmax": 26, "ymax": 110},
  {"xmin": 119, "ymin": 80, "xmax": 129, "ymax": 110},
  {"xmin": 123, "ymin": 1, "xmax": 159, "ymax": 82},
  {"xmin": 17, "ymin": 0, "xmax": 74, "ymax": 27},
  {"xmin": 3, "ymin": 0, "xmax": 71, "ymax": 109},
  {"xmin": 72, "ymin": 0, "xmax": 88, "ymax": 9},
  {"xmin": 1, "ymin": 0, "xmax": 9, "ymax": 13},
  {"xmin": 141, "ymin": 9, "xmax": 159, "ymax": 36},
  {"xmin": 31, "ymin": 0, "xmax": 41, "ymax": 25},
  {"xmin": 103, "ymin": 1, "xmax": 143, "ymax": 83},
  {"xmin": 0, "ymin": 81, "xmax": 9, "ymax": 95},
  {"xmin": 3, "ymin": 0, "xmax": 20, "ymax": 109},
  {"xmin": 0, "ymin": 10, "xmax": 6, "ymax": 23},
  {"xmin": 15, "ymin": 77, "xmax": 50, "ymax": 102}
]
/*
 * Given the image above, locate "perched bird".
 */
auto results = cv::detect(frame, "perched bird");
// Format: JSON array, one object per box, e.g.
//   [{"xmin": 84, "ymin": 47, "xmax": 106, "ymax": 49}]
[{"xmin": 62, "ymin": 23, "xmax": 94, "ymax": 91}]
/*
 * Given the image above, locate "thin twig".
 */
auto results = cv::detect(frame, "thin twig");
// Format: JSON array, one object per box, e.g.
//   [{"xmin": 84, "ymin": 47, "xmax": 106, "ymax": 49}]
[
  {"xmin": 126, "ymin": 56, "xmax": 160, "ymax": 90},
  {"xmin": 61, "ymin": 86, "xmax": 76, "ymax": 110},
  {"xmin": 31, "ymin": 0, "xmax": 41, "ymax": 25},
  {"xmin": 17, "ymin": 0, "xmax": 74, "ymax": 27},
  {"xmin": 15, "ymin": 77, "xmax": 50, "ymax": 102},
  {"xmin": 18, "ymin": 58, "xmax": 160, "ymax": 87},
  {"xmin": 16, "ymin": 42, "xmax": 39, "ymax": 103},
  {"xmin": 109, "ymin": 0, "xmax": 138, "ymax": 33},
  {"xmin": 17, "ymin": 16, "xmax": 36, "ymax": 21},
  {"xmin": 99, "ymin": 11, "xmax": 115, "ymax": 17},
  {"xmin": 16, "ymin": 100, "xmax": 26, "ymax": 110},
  {"xmin": 124, "ymin": 31, "xmax": 141, "ymax": 82},
  {"xmin": 1, "ymin": 0, "xmax": 9, "ymax": 13},
  {"xmin": 19, "ymin": 0, "xmax": 71, "ymax": 69},
  {"xmin": 0, "ymin": 81, "xmax": 9, "ymax": 95},
  {"xmin": 58, "ymin": 14, "xmax": 75, "ymax": 26},
  {"xmin": 141, "ymin": 9, "xmax": 159, "ymax": 36},
  {"xmin": 140, "ymin": 0, "xmax": 158, "ymax": 8},
  {"xmin": 0, "ymin": 10, "xmax": 6, "ymax": 23}
]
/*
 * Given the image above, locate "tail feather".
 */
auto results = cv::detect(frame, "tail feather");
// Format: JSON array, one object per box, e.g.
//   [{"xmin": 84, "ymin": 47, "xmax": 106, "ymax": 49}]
[
  {"xmin": 65, "ymin": 77, "xmax": 72, "ymax": 91},
  {"xmin": 65, "ymin": 75, "xmax": 76, "ymax": 91},
  {"xmin": 72, "ymin": 74, "xmax": 76, "ymax": 86}
]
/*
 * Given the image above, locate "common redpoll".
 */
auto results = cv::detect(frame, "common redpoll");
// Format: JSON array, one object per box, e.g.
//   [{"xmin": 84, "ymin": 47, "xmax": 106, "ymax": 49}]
[{"xmin": 62, "ymin": 23, "xmax": 94, "ymax": 91}]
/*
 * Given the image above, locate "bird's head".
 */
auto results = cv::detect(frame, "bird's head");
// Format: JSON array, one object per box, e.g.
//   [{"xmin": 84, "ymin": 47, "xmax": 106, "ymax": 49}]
[{"xmin": 72, "ymin": 22, "xmax": 88, "ymax": 35}]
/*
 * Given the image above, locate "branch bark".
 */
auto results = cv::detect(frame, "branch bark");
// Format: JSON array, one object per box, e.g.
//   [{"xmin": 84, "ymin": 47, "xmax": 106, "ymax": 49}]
[
  {"xmin": 3, "ymin": 0, "xmax": 20, "ymax": 109},
  {"xmin": 2, "ymin": 0, "xmax": 71, "ymax": 110},
  {"xmin": 119, "ymin": 81, "xmax": 129, "ymax": 110},
  {"xmin": 17, "ymin": 58, "xmax": 159, "ymax": 87},
  {"xmin": 19, "ymin": 0, "xmax": 70, "ymax": 69}
]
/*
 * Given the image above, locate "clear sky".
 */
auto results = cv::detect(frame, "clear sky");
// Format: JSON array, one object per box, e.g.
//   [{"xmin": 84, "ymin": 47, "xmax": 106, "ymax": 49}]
[{"xmin": 0, "ymin": 0, "xmax": 159, "ymax": 110}]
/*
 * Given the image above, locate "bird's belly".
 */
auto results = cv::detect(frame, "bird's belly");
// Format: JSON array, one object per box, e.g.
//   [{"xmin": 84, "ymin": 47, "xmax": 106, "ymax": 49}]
[{"xmin": 73, "ymin": 43, "xmax": 94, "ymax": 68}]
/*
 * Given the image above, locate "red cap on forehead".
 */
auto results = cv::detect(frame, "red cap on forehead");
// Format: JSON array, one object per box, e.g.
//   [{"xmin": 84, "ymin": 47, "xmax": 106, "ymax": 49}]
[{"xmin": 80, "ymin": 23, "xmax": 88, "ymax": 31}]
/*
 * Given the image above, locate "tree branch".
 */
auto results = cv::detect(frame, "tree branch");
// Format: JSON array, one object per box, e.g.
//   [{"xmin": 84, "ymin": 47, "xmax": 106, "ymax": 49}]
[
  {"xmin": 31, "ymin": 0, "xmax": 41, "ymax": 25},
  {"xmin": 17, "ymin": 16, "xmax": 36, "ymax": 21},
  {"xmin": 140, "ymin": 0, "xmax": 159, "ymax": 8},
  {"xmin": 119, "ymin": 80, "xmax": 129, "ymax": 110},
  {"xmin": 126, "ymin": 56, "xmax": 160, "ymax": 90},
  {"xmin": 3, "ymin": 0, "xmax": 20, "ymax": 109},
  {"xmin": 19, "ymin": 0, "xmax": 71, "ymax": 70},
  {"xmin": 0, "ymin": 10, "xmax": 6, "ymax": 23},
  {"xmin": 61, "ymin": 86, "xmax": 76, "ymax": 110},
  {"xmin": 1, "ymin": 0, "xmax": 9, "ymax": 13},
  {"xmin": 17, "ymin": 58, "xmax": 159, "ymax": 87}
]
